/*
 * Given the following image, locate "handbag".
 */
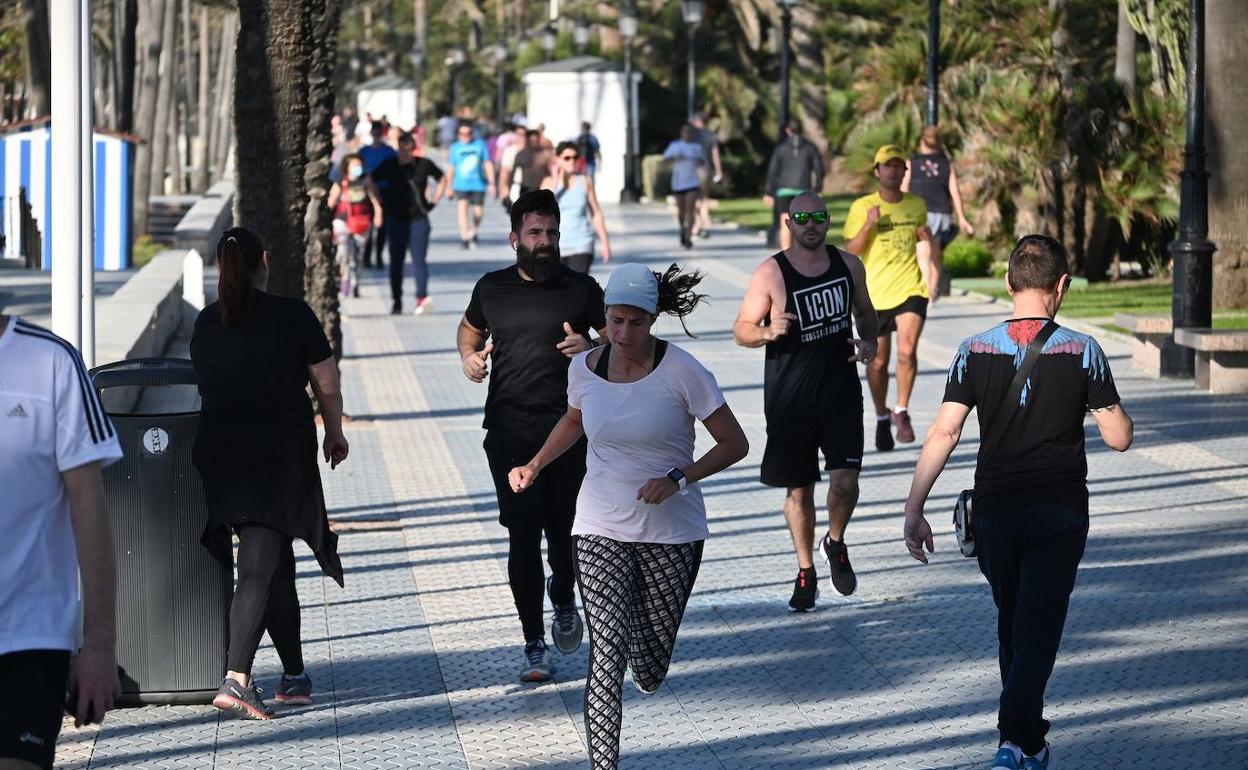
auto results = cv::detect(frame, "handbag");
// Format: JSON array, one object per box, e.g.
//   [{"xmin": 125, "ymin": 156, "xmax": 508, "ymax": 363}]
[{"xmin": 954, "ymin": 320, "xmax": 1058, "ymax": 557}]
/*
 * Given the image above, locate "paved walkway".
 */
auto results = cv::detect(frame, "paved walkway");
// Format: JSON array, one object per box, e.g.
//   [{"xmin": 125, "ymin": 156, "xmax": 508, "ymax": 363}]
[{"xmin": 56, "ymin": 202, "xmax": 1248, "ymax": 769}]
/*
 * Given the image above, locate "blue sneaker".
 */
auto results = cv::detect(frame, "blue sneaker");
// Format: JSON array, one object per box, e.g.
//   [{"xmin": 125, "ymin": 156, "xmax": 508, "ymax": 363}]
[
  {"xmin": 990, "ymin": 743, "xmax": 1023, "ymax": 770},
  {"xmin": 1023, "ymin": 744, "xmax": 1055, "ymax": 770}
]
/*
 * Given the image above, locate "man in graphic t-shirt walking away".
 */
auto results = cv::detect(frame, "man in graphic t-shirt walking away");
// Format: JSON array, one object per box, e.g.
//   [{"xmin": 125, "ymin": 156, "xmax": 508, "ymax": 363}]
[
  {"xmin": 844, "ymin": 144, "xmax": 934, "ymax": 453},
  {"xmin": 902, "ymin": 235, "xmax": 1133, "ymax": 770},
  {"xmin": 447, "ymin": 122, "xmax": 496, "ymax": 249},
  {"xmin": 457, "ymin": 190, "xmax": 607, "ymax": 682},
  {"xmin": 734, "ymin": 192, "xmax": 879, "ymax": 611},
  {"xmin": 0, "ymin": 314, "xmax": 123, "ymax": 770}
]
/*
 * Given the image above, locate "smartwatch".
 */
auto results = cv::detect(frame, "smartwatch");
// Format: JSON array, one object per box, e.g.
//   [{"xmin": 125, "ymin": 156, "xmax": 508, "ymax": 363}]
[{"xmin": 666, "ymin": 468, "xmax": 687, "ymax": 490}]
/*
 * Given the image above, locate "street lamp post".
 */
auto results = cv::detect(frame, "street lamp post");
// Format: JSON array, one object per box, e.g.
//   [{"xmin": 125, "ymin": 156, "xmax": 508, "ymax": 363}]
[
  {"xmin": 542, "ymin": 23, "xmax": 558, "ymax": 61},
  {"xmin": 1163, "ymin": 0, "xmax": 1216, "ymax": 378},
  {"xmin": 925, "ymin": 0, "xmax": 939, "ymax": 125},
  {"xmin": 445, "ymin": 46, "xmax": 466, "ymax": 116},
  {"xmin": 409, "ymin": 47, "xmax": 425, "ymax": 125},
  {"xmin": 574, "ymin": 14, "xmax": 591, "ymax": 55},
  {"xmin": 493, "ymin": 41, "xmax": 507, "ymax": 122},
  {"xmin": 619, "ymin": 0, "xmax": 640, "ymax": 202},
  {"xmin": 681, "ymin": 0, "xmax": 703, "ymax": 120},
  {"xmin": 778, "ymin": 0, "xmax": 796, "ymax": 132}
]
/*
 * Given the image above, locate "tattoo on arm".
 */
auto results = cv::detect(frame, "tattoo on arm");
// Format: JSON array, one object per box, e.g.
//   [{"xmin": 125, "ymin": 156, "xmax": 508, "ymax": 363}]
[{"xmin": 1089, "ymin": 404, "xmax": 1119, "ymax": 414}]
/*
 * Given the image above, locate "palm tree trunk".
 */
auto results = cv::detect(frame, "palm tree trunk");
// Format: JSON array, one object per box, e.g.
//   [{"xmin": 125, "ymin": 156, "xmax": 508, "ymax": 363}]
[
  {"xmin": 191, "ymin": 4, "xmax": 212, "ymax": 193},
  {"xmin": 112, "ymin": 0, "xmax": 138, "ymax": 131},
  {"xmin": 212, "ymin": 12, "xmax": 237, "ymax": 183},
  {"xmin": 1208, "ymin": 0, "xmax": 1248, "ymax": 308},
  {"xmin": 234, "ymin": 0, "xmax": 311, "ymax": 299},
  {"xmin": 132, "ymin": 0, "xmax": 166, "ymax": 236},
  {"xmin": 1115, "ymin": 0, "xmax": 1137, "ymax": 93},
  {"xmin": 303, "ymin": 0, "xmax": 343, "ymax": 358},
  {"xmin": 149, "ymin": 0, "xmax": 178, "ymax": 198},
  {"xmin": 20, "ymin": 0, "xmax": 50, "ymax": 117}
]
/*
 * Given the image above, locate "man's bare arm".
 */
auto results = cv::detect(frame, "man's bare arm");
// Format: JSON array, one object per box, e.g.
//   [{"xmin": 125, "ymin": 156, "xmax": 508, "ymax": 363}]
[
  {"xmin": 733, "ymin": 259, "xmax": 788, "ymax": 348},
  {"xmin": 1091, "ymin": 402, "xmax": 1134, "ymax": 451},
  {"xmin": 844, "ymin": 252, "xmax": 879, "ymax": 342}
]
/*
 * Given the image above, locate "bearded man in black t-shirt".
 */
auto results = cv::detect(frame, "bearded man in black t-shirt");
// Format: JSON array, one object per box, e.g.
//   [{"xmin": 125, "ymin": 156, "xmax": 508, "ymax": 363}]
[
  {"xmin": 457, "ymin": 190, "xmax": 606, "ymax": 683},
  {"xmin": 901, "ymin": 235, "xmax": 1134, "ymax": 770}
]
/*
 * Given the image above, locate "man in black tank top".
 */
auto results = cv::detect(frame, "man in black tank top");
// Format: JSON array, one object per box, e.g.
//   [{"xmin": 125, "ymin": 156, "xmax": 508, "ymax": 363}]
[{"xmin": 734, "ymin": 192, "xmax": 879, "ymax": 611}]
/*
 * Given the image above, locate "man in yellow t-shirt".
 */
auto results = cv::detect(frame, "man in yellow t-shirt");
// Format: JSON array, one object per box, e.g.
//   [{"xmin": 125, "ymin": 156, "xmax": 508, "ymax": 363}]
[{"xmin": 843, "ymin": 144, "xmax": 935, "ymax": 452}]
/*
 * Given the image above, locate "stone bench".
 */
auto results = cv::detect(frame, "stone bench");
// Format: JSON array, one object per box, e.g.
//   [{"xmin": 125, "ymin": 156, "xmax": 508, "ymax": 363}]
[
  {"xmin": 1173, "ymin": 328, "xmax": 1248, "ymax": 394},
  {"xmin": 1114, "ymin": 313, "xmax": 1172, "ymax": 377}
]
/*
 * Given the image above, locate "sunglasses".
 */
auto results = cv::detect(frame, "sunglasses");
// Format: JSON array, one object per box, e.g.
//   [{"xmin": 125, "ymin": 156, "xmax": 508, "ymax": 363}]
[
  {"xmin": 790, "ymin": 210, "xmax": 829, "ymax": 225},
  {"xmin": 560, "ymin": 154, "xmax": 579, "ymax": 161}
]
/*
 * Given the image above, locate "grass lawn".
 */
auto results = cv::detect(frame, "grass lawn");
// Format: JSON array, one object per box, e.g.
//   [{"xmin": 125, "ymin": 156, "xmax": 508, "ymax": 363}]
[
  {"xmin": 713, "ymin": 195, "xmax": 856, "ymax": 237},
  {"xmin": 952, "ymin": 277, "xmax": 1248, "ymax": 329}
]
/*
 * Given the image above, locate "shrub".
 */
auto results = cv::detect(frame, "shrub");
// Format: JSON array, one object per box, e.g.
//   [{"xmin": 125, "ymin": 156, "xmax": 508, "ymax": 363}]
[{"xmin": 942, "ymin": 238, "xmax": 993, "ymax": 277}]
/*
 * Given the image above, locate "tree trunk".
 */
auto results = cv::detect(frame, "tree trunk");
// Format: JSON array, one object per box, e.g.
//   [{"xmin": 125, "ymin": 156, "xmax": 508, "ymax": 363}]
[
  {"xmin": 790, "ymin": 3, "xmax": 828, "ymax": 183},
  {"xmin": 304, "ymin": 0, "xmax": 344, "ymax": 358},
  {"xmin": 1114, "ymin": 0, "xmax": 1137, "ymax": 94},
  {"xmin": 191, "ymin": 5, "xmax": 213, "ymax": 193},
  {"xmin": 113, "ymin": 0, "xmax": 138, "ymax": 131},
  {"xmin": 234, "ymin": 0, "xmax": 310, "ymax": 299},
  {"xmin": 1207, "ymin": 0, "xmax": 1248, "ymax": 308},
  {"xmin": 132, "ymin": 0, "xmax": 166, "ymax": 236},
  {"xmin": 212, "ymin": 12, "xmax": 237, "ymax": 183},
  {"xmin": 149, "ymin": 0, "xmax": 178, "ymax": 198},
  {"xmin": 20, "ymin": 0, "xmax": 51, "ymax": 117}
]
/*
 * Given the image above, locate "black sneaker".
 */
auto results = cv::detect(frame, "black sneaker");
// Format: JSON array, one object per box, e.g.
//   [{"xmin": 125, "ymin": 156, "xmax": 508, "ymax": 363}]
[
  {"xmin": 274, "ymin": 671, "xmax": 312, "ymax": 705},
  {"xmin": 875, "ymin": 418, "xmax": 895, "ymax": 452},
  {"xmin": 212, "ymin": 677, "xmax": 273, "ymax": 720},
  {"xmin": 461, "ymin": 240, "xmax": 471, "ymax": 250},
  {"xmin": 788, "ymin": 567, "xmax": 818, "ymax": 612},
  {"xmin": 390, "ymin": 300, "xmax": 402, "ymax": 315},
  {"xmin": 546, "ymin": 575, "xmax": 584, "ymax": 654},
  {"xmin": 821, "ymin": 535, "xmax": 857, "ymax": 596}
]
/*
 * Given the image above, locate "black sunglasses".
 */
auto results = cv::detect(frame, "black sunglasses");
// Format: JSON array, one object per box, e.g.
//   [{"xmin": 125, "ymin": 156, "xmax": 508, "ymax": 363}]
[{"xmin": 790, "ymin": 210, "xmax": 829, "ymax": 225}]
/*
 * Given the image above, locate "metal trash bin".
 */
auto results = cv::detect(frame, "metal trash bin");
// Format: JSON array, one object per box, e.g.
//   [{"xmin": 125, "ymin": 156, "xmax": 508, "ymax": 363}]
[{"xmin": 90, "ymin": 358, "xmax": 231, "ymax": 705}]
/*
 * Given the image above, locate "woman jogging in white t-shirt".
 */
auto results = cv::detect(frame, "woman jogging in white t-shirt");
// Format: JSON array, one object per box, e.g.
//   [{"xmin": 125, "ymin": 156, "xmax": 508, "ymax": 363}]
[{"xmin": 508, "ymin": 263, "xmax": 749, "ymax": 770}]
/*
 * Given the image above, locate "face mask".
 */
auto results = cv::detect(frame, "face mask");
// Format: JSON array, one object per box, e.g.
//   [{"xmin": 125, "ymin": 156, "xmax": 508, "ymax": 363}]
[
  {"xmin": 349, "ymin": 166, "xmax": 363, "ymax": 180},
  {"xmin": 515, "ymin": 241, "xmax": 561, "ymax": 284}
]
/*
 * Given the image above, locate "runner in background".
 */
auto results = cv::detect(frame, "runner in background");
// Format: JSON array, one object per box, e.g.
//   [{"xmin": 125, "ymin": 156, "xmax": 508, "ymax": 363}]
[{"xmin": 542, "ymin": 141, "xmax": 612, "ymax": 274}]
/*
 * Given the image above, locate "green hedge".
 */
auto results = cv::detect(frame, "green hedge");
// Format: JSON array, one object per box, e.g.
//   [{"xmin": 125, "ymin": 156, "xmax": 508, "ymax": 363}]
[{"xmin": 942, "ymin": 238, "xmax": 993, "ymax": 278}]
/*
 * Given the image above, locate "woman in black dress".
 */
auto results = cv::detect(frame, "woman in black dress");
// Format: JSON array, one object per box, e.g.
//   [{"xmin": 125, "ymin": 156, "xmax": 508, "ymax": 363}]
[{"xmin": 191, "ymin": 227, "xmax": 349, "ymax": 720}]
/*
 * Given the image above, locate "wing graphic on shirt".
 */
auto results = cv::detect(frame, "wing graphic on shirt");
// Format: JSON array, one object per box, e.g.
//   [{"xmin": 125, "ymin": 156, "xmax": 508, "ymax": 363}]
[{"xmin": 949, "ymin": 322, "xmax": 1108, "ymax": 406}]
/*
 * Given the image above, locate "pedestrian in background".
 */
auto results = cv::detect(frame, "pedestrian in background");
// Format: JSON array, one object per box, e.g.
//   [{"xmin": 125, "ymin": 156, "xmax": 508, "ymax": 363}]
[
  {"xmin": 509, "ymin": 263, "xmax": 748, "ymax": 770},
  {"xmin": 0, "ymin": 313, "xmax": 122, "ymax": 769},
  {"xmin": 764, "ymin": 122, "xmax": 825, "ymax": 250},
  {"xmin": 575, "ymin": 121, "xmax": 602, "ymax": 179},
  {"xmin": 447, "ymin": 122, "xmax": 497, "ymax": 250},
  {"xmin": 358, "ymin": 122, "xmax": 398, "ymax": 270},
  {"xmin": 192, "ymin": 227, "xmax": 349, "ymax": 720},
  {"xmin": 328, "ymin": 152, "xmax": 383, "ymax": 298},
  {"xmin": 373, "ymin": 132, "xmax": 447, "ymax": 316},
  {"xmin": 902, "ymin": 124, "xmax": 976, "ymax": 297},
  {"xmin": 903, "ymin": 235, "xmax": 1133, "ymax": 770},
  {"xmin": 542, "ymin": 141, "xmax": 612, "ymax": 274},
  {"xmin": 689, "ymin": 113, "xmax": 723, "ymax": 239},
  {"xmin": 662, "ymin": 124, "xmax": 706, "ymax": 250}
]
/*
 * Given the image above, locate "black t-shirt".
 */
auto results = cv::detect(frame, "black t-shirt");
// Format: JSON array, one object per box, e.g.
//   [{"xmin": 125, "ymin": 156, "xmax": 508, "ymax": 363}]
[
  {"xmin": 190, "ymin": 291, "xmax": 333, "ymax": 424},
  {"xmin": 374, "ymin": 156, "xmax": 443, "ymax": 221},
  {"xmin": 513, "ymin": 148, "xmax": 547, "ymax": 190},
  {"xmin": 764, "ymin": 247, "xmax": 858, "ymax": 426},
  {"xmin": 909, "ymin": 151, "xmax": 952, "ymax": 214},
  {"xmin": 943, "ymin": 319, "xmax": 1120, "ymax": 507},
  {"xmin": 465, "ymin": 264, "xmax": 605, "ymax": 431}
]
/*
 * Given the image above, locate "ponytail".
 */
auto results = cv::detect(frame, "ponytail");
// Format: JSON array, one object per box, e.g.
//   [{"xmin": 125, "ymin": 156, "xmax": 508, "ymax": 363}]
[
  {"xmin": 216, "ymin": 226, "xmax": 265, "ymax": 326},
  {"xmin": 655, "ymin": 263, "xmax": 708, "ymax": 338}
]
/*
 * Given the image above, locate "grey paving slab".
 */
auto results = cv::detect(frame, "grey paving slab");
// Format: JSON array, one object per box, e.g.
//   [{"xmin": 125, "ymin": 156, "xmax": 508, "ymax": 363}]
[{"xmin": 53, "ymin": 200, "xmax": 1248, "ymax": 769}]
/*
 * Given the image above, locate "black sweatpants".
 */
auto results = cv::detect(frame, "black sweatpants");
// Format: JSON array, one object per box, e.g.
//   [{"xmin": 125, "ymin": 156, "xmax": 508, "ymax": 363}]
[
  {"xmin": 975, "ymin": 498, "xmax": 1089, "ymax": 755},
  {"xmin": 226, "ymin": 524, "xmax": 305, "ymax": 677},
  {"xmin": 483, "ymin": 428, "xmax": 587, "ymax": 643}
]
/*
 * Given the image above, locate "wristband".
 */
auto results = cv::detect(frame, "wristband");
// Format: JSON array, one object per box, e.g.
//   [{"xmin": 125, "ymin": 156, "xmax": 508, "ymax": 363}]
[{"xmin": 666, "ymin": 468, "xmax": 687, "ymax": 490}]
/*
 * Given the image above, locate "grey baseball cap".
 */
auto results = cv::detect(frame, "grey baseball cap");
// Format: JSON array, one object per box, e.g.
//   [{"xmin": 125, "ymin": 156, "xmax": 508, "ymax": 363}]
[{"xmin": 604, "ymin": 263, "xmax": 659, "ymax": 314}]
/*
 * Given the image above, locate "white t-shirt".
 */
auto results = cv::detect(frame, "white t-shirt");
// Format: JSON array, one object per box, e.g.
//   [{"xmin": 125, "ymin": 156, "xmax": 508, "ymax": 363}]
[
  {"xmin": 0, "ymin": 317, "xmax": 123, "ymax": 655},
  {"xmin": 568, "ymin": 343, "xmax": 726, "ymax": 544}
]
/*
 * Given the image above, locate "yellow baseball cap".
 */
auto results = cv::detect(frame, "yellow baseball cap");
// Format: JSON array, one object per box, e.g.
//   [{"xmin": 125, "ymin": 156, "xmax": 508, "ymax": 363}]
[{"xmin": 873, "ymin": 144, "xmax": 908, "ymax": 166}]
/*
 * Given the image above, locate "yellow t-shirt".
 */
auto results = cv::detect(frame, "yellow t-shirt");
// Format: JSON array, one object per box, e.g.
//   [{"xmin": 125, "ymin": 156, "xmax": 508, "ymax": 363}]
[{"xmin": 842, "ymin": 192, "xmax": 928, "ymax": 311}]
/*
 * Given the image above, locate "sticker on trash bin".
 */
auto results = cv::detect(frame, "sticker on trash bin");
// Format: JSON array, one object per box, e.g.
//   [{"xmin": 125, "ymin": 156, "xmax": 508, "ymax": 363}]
[{"xmin": 142, "ymin": 427, "xmax": 171, "ymax": 455}]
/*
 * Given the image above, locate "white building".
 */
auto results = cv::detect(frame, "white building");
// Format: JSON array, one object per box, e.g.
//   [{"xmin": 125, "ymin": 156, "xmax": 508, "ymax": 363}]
[
  {"xmin": 356, "ymin": 75, "xmax": 419, "ymax": 131},
  {"xmin": 522, "ymin": 56, "xmax": 640, "ymax": 204}
]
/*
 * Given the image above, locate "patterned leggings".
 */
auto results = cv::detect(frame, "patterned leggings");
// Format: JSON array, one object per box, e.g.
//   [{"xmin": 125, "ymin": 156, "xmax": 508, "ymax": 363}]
[{"xmin": 574, "ymin": 535, "xmax": 704, "ymax": 770}]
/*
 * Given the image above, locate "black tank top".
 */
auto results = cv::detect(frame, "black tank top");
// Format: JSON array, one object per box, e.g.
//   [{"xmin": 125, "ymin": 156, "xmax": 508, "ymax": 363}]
[
  {"xmin": 763, "ymin": 247, "xmax": 857, "ymax": 420},
  {"xmin": 908, "ymin": 151, "xmax": 952, "ymax": 213}
]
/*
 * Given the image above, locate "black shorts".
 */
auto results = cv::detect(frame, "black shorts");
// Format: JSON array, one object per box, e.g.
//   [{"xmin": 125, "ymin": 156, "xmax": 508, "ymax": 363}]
[
  {"xmin": 0, "ymin": 650, "xmax": 70, "ymax": 770},
  {"xmin": 876, "ymin": 295, "xmax": 929, "ymax": 336},
  {"xmin": 484, "ymin": 428, "xmax": 587, "ymax": 528},
  {"xmin": 455, "ymin": 190, "xmax": 486, "ymax": 205},
  {"xmin": 761, "ymin": 381, "xmax": 864, "ymax": 488}
]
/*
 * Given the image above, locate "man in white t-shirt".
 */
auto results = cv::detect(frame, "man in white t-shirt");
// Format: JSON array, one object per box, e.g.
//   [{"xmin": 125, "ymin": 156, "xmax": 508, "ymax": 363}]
[{"xmin": 0, "ymin": 314, "xmax": 122, "ymax": 770}]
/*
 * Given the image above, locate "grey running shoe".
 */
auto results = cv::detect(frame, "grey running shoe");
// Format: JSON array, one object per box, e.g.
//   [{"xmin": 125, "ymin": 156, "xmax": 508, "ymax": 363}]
[
  {"xmin": 893, "ymin": 410, "xmax": 916, "ymax": 443},
  {"xmin": 788, "ymin": 567, "xmax": 818, "ymax": 612},
  {"xmin": 547, "ymin": 575, "xmax": 584, "ymax": 654},
  {"xmin": 821, "ymin": 534, "xmax": 858, "ymax": 596},
  {"xmin": 274, "ymin": 672, "xmax": 312, "ymax": 705},
  {"xmin": 212, "ymin": 677, "xmax": 273, "ymax": 720},
  {"xmin": 521, "ymin": 639, "xmax": 555, "ymax": 683}
]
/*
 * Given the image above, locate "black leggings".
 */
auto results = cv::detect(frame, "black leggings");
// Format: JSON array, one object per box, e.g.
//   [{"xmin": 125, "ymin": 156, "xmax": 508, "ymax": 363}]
[
  {"xmin": 575, "ymin": 535, "xmax": 703, "ymax": 770},
  {"xmin": 226, "ymin": 525, "xmax": 305, "ymax": 677}
]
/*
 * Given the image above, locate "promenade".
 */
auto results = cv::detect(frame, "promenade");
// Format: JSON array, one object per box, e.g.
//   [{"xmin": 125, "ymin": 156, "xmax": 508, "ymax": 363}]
[{"xmin": 55, "ymin": 201, "xmax": 1248, "ymax": 769}]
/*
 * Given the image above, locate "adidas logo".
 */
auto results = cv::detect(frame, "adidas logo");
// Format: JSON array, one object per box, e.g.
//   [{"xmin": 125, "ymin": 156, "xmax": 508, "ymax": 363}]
[
  {"xmin": 6, "ymin": 404, "xmax": 28, "ymax": 418},
  {"xmin": 19, "ymin": 732, "xmax": 45, "ymax": 747}
]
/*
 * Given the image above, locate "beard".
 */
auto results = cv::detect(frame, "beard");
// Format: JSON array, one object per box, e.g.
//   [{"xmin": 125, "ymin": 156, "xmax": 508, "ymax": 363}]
[{"xmin": 516, "ymin": 242, "xmax": 562, "ymax": 284}]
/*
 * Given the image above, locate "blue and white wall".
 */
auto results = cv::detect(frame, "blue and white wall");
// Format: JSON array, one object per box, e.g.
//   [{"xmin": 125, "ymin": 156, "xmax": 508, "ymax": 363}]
[{"xmin": 0, "ymin": 123, "xmax": 133, "ymax": 271}]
